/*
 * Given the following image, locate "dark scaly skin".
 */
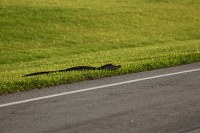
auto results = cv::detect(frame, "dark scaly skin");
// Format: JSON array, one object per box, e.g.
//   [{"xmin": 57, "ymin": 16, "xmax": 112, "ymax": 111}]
[{"xmin": 23, "ymin": 64, "xmax": 121, "ymax": 77}]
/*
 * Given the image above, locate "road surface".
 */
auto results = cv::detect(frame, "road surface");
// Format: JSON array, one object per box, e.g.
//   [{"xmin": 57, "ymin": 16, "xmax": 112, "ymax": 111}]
[{"xmin": 0, "ymin": 62, "xmax": 200, "ymax": 133}]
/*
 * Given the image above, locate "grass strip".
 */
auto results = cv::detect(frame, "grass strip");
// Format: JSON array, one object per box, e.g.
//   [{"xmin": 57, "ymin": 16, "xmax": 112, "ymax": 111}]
[{"xmin": 0, "ymin": 0, "xmax": 200, "ymax": 95}]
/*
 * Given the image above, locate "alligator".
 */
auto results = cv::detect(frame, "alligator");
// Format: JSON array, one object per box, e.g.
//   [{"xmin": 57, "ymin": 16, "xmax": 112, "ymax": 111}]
[{"xmin": 23, "ymin": 64, "xmax": 121, "ymax": 77}]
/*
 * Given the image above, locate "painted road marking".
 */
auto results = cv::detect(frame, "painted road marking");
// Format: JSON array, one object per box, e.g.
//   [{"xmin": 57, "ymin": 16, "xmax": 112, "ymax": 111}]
[{"xmin": 0, "ymin": 68, "xmax": 200, "ymax": 108}]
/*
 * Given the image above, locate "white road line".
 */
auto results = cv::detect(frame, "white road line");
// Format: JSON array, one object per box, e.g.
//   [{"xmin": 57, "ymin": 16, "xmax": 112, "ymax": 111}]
[{"xmin": 0, "ymin": 68, "xmax": 200, "ymax": 108}]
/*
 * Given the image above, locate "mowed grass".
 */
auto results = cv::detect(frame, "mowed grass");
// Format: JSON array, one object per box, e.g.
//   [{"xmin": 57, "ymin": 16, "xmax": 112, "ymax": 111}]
[{"xmin": 0, "ymin": 0, "xmax": 200, "ymax": 95}]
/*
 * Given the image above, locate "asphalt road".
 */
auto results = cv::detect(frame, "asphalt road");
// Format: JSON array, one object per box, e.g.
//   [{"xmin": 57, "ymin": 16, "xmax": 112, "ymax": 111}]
[{"xmin": 0, "ymin": 62, "xmax": 200, "ymax": 133}]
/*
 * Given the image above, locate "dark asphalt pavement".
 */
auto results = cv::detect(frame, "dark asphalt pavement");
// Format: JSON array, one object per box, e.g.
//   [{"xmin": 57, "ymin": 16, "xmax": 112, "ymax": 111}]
[{"xmin": 0, "ymin": 62, "xmax": 200, "ymax": 133}]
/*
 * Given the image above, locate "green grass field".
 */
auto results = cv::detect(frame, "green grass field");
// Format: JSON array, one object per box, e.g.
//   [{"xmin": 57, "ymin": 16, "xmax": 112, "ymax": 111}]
[{"xmin": 0, "ymin": 0, "xmax": 200, "ymax": 95}]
